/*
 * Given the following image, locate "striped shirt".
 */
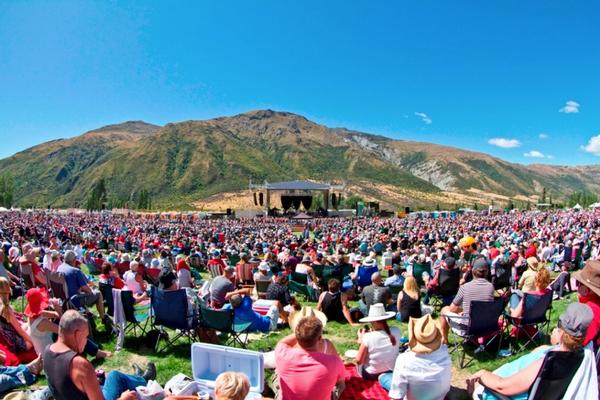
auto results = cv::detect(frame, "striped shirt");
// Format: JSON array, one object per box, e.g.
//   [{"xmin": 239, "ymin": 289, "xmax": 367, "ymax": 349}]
[{"xmin": 452, "ymin": 278, "xmax": 494, "ymax": 317}]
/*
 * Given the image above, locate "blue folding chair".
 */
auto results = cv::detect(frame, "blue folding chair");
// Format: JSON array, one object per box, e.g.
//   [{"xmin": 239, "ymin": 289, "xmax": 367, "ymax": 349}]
[
  {"xmin": 150, "ymin": 286, "xmax": 198, "ymax": 353},
  {"xmin": 356, "ymin": 265, "xmax": 378, "ymax": 288}
]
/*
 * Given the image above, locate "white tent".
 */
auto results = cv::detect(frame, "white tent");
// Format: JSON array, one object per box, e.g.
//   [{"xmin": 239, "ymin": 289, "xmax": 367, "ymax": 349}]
[
  {"xmin": 589, "ymin": 202, "xmax": 600, "ymax": 209},
  {"xmin": 0, "ymin": 207, "xmax": 8, "ymax": 212},
  {"xmin": 573, "ymin": 203, "xmax": 583, "ymax": 210}
]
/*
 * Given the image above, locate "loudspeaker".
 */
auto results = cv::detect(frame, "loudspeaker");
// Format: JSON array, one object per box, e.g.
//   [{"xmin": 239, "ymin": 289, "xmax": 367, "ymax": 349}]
[
  {"xmin": 259, "ymin": 193, "xmax": 264, "ymax": 206},
  {"xmin": 405, "ymin": 207, "xmax": 410, "ymax": 214},
  {"xmin": 331, "ymin": 193, "xmax": 337, "ymax": 207},
  {"xmin": 226, "ymin": 208, "xmax": 232, "ymax": 215},
  {"xmin": 253, "ymin": 193, "xmax": 257, "ymax": 206}
]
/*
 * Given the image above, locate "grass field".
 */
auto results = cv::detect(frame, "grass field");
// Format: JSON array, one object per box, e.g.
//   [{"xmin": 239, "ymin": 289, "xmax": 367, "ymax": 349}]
[{"xmin": 12, "ymin": 273, "xmax": 575, "ymax": 399}]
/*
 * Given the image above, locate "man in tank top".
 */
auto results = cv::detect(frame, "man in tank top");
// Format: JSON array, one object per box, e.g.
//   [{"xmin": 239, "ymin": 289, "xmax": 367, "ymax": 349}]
[{"xmin": 43, "ymin": 310, "xmax": 155, "ymax": 400}]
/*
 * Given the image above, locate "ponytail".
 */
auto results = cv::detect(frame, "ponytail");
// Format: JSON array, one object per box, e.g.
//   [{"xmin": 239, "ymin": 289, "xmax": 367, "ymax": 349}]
[{"xmin": 382, "ymin": 320, "xmax": 397, "ymax": 346}]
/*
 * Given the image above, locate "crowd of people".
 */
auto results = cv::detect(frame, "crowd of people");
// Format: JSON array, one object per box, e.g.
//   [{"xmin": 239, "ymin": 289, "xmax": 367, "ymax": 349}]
[{"xmin": 0, "ymin": 208, "xmax": 599, "ymax": 398}]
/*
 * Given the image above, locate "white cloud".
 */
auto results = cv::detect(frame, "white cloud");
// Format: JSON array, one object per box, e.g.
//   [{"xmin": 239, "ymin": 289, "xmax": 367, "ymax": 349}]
[
  {"xmin": 538, "ymin": 133, "xmax": 549, "ymax": 139},
  {"xmin": 559, "ymin": 100, "xmax": 580, "ymax": 114},
  {"xmin": 414, "ymin": 112, "xmax": 432, "ymax": 125},
  {"xmin": 582, "ymin": 134, "xmax": 600, "ymax": 156},
  {"xmin": 488, "ymin": 138, "xmax": 521, "ymax": 148},
  {"xmin": 524, "ymin": 150, "xmax": 546, "ymax": 158}
]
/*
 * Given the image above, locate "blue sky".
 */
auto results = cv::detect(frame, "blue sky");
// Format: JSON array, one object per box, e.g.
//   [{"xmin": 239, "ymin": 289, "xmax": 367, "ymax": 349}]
[{"xmin": 1, "ymin": 1, "xmax": 599, "ymax": 165}]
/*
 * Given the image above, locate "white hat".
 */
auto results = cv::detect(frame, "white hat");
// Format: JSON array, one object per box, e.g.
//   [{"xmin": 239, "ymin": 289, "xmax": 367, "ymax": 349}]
[
  {"xmin": 359, "ymin": 303, "xmax": 396, "ymax": 323},
  {"xmin": 258, "ymin": 261, "xmax": 269, "ymax": 271}
]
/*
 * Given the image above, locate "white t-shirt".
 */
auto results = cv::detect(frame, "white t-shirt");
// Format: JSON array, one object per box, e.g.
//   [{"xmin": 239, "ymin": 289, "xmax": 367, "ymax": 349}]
[{"xmin": 361, "ymin": 327, "xmax": 401, "ymax": 374}]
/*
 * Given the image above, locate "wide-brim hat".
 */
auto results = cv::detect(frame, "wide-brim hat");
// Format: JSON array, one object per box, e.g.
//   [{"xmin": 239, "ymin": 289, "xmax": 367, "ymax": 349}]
[
  {"xmin": 289, "ymin": 306, "xmax": 328, "ymax": 331},
  {"xmin": 25, "ymin": 287, "xmax": 50, "ymax": 318},
  {"xmin": 359, "ymin": 303, "xmax": 396, "ymax": 323},
  {"xmin": 363, "ymin": 257, "xmax": 377, "ymax": 267},
  {"xmin": 408, "ymin": 314, "xmax": 442, "ymax": 354},
  {"xmin": 574, "ymin": 260, "xmax": 600, "ymax": 297}
]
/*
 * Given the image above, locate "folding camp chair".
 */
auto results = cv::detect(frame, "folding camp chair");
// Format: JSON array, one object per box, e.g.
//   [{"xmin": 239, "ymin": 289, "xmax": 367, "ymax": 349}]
[
  {"xmin": 355, "ymin": 265, "xmax": 378, "ymax": 288},
  {"xmin": 208, "ymin": 263, "xmax": 223, "ymax": 279},
  {"xmin": 199, "ymin": 305, "xmax": 252, "ymax": 349},
  {"xmin": 255, "ymin": 280, "xmax": 270, "ymax": 299},
  {"xmin": 47, "ymin": 271, "xmax": 87, "ymax": 311},
  {"xmin": 481, "ymin": 349, "xmax": 584, "ymax": 400},
  {"xmin": 99, "ymin": 283, "xmax": 115, "ymax": 318},
  {"xmin": 389, "ymin": 284, "xmax": 403, "ymax": 302},
  {"xmin": 312, "ymin": 264, "xmax": 324, "ymax": 281},
  {"xmin": 235, "ymin": 262, "xmax": 255, "ymax": 285},
  {"xmin": 291, "ymin": 272, "xmax": 308, "ymax": 285},
  {"xmin": 430, "ymin": 268, "xmax": 460, "ymax": 310},
  {"xmin": 411, "ymin": 262, "xmax": 432, "ymax": 288},
  {"xmin": 447, "ymin": 298, "xmax": 505, "ymax": 368},
  {"xmin": 19, "ymin": 263, "xmax": 37, "ymax": 290},
  {"xmin": 340, "ymin": 264, "xmax": 354, "ymax": 281},
  {"xmin": 288, "ymin": 279, "xmax": 314, "ymax": 301},
  {"xmin": 505, "ymin": 290, "xmax": 553, "ymax": 353},
  {"xmin": 121, "ymin": 290, "xmax": 150, "ymax": 338},
  {"xmin": 150, "ymin": 286, "xmax": 198, "ymax": 353}
]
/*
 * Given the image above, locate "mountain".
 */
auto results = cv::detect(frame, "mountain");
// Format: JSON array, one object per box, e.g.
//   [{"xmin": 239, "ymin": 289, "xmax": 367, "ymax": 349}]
[{"xmin": 0, "ymin": 110, "xmax": 598, "ymax": 210}]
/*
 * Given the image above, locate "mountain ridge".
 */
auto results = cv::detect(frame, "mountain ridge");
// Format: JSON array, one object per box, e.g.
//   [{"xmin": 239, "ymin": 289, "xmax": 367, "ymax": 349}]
[{"xmin": 1, "ymin": 109, "xmax": 598, "ymax": 210}]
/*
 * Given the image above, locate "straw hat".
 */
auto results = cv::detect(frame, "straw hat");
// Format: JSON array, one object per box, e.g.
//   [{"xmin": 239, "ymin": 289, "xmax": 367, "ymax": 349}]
[
  {"xmin": 289, "ymin": 306, "xmax": 328, "ymax": 331},
  {"xmin": 526, "ymin": 257, "xmax": 540, "ymax": 271},
  {"xmin": 408, "ymin": 314, "xmax": 442, "ymax": 354},
  {"xmin": 359, "ymin": 303, "xmax": 396, "ymax": 323},
  {"xmin": 574, "ymin": 260, "xmax": 600, "ymax": 297}
]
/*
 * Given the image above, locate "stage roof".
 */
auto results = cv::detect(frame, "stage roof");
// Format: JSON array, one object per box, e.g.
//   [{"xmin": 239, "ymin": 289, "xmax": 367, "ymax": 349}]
[{"xmin": 263, "ymin": 180, "xmax": 332, "ymax": 190}]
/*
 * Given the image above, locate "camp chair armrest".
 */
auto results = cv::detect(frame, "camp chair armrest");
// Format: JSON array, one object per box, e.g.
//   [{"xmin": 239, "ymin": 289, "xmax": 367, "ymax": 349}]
[
  {"xmin": 441, "ymin": 313, "xmax": 469, "ymax": 320},
  {"xmin": 478, "ymin": 382, "xmax": 511, "ymax": 400}
]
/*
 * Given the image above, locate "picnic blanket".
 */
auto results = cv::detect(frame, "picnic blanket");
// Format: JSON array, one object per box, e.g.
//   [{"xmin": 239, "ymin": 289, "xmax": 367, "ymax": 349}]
[{"xmin": 341, "ymin": 364, "xmax": 389, "ymax": 400}]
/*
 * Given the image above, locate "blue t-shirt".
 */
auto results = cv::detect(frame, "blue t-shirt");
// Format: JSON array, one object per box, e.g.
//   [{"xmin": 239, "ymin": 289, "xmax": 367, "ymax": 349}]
[
  {"xmin": 57, "ymin": 263, "xmax": 88, "ymax": 298},
  {"xmin": 223, "ymin": 296, "xmax": 271, "ymax": 333}
]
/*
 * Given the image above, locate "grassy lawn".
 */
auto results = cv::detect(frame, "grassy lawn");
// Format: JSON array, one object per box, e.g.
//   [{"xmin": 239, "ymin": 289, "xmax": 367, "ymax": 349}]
[{"xmin": 13, "ymin": 274, "xmax": 575, "ymax": 399}]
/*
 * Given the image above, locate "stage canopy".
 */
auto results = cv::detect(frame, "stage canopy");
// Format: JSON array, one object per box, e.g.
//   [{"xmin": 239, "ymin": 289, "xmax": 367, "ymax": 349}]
[{"xmin": 249, "ymin": 180, "xmax": 345, "ymax": 211}]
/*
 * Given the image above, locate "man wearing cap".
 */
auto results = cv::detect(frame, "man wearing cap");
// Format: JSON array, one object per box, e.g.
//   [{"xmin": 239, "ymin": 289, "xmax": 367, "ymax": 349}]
[
  {"xmin": 209, "ymin": 266, "xmax": 252, "ymax": 309},
  {"xmin": 469, "ymin": 302, "xmax": 597, "ymax": 399},
  {"xmin": 379, "ymin": 314, "xmax": 451, "ymax": 400},
  {"xmin": 574, "ymin": 259, "xmax": 600, "ymax": 348},
  {"xmin": 439, "ymin": 257, "xmax": 494, "ymax": 344}
]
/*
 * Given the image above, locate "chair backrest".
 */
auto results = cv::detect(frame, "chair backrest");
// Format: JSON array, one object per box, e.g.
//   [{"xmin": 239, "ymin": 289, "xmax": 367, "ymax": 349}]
[
  {"xmin": 48, "ymin": 272, "xmax": 68, "ymax": 301},
  {"xmin": 528, "ymin": 349, "xmax": 584, "ymax": 400},
  {"xmin": 200, "ymin": 305, "xmax": 234, "ymax": 333},
  {"xmin": 438, "ymin": 268, "xmax": 460, "ymax": 297},
  {"xmin": 357, "ymin": 265, "xmax": 378, "ymax": 287},
  {"xmin": 291, "ymin": 272, "xmax": 308, "ymax": 285},
  {"xmin": 492, "ymin": 258, "xmax": 512, "ymax": 290},
  {"xmin": 389, "ymin": 284, "xmax": 403, "ymax": 300},
  {"xmin": 468, "ymin": 297, "xmax": 505, "ymax": 337},
  {"xmin": 312, "ymin": 264, "xmax": 324, "ymax": 279},
  {"xmin": 340, "ymin": 264, "xmax": 354, "ymax": 280},
  {"xmin": 208, "ymin": 263, "xmax": 222, "ymax": 279},
  {"xmin": 256, "ymin": 280, "xmax": 271, "ymax": 295},
  {"xmin": 412, "ymin": 262, "xmax": 432, "ymax": 287},
  {"xmin": 121, "ymin": 290, "xmax": 137, "ymax": 323},
  {"xmin": 99, "ymin": 282, "xmax": 115, "ymax": 317},
  {"xmin": 236, "ymin": 263, "xmax": 254, "ymax": 284},
  {"xmin": 522, "ymin": 291, "xmax": 553, "ymax": 325},
  {"xmin": 288, "ymin": 279, "xmax": 310, "ymax": 297},
  {"xmin": 20, "ymin": 263, "xmax": 36, "ymax": 289},
  {"xmin": 151, "ymin": 286, "xmax": 193, "ymax": 330}
]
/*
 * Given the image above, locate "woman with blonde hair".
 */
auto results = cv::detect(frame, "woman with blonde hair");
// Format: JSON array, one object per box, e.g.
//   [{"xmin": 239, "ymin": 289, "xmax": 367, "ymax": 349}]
[
  {"xmin": 510, "ymin": 267, "xmax": 551, "ymax": 318},
  {"xmin": 396, "ymin": 276, "xmax": 422, "ymax": 323},
  {"xmin": 214, "ymin": 372, "xmax": 250, "ymax": 400},
  {"xmin": 0, "ymin": 277, "xmax": 37, "ymax": 365}
]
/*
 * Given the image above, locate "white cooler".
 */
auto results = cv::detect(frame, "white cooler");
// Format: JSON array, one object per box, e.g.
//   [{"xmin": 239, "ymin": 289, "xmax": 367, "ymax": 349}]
[{"xmin": 191, "ymin": 342, "xmax": 264, "ymax": 399}]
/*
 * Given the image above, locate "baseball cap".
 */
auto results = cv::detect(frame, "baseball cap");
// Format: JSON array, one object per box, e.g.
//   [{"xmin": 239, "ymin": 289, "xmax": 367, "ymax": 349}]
[
  {"xmin": 472, "ymin": 257, "xmax": 488, "ymax": 270},
  {"xmin": 559, "ymin": 303, "xmax": 594, "ymax": 337}
]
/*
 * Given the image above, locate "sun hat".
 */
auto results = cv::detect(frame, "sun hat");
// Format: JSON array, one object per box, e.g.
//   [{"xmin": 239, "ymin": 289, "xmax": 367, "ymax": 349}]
[
  {"xmin": 559, "ymin": 303, "xmax": 594, "ymax": 337},
  {"xmin": 408, "ymin": 314, "xmax": 442, "ymax": 354},
  {"xmin": 359, "ymin": 303, "xmax": 396, "ymax": 323},
  {"xmin": 526, "ymin": 257, "xmax": 540, "ymax": 271},
  {"xmin": 472, "ymin": 257, "xmax": 489, "ymax": 271},
  {"xmin": 258, "ymin": 261, "xmax": 269, "ymax": 271},
  {"xmin": 459, "ymin": 236, "xmax": 476, "ymax": 247},
  {"xmin": 289, "ymin": 306, "xmax": 328, "ymax": 331},
  {"xmin": 25, "ymin": 287, "xmax": 50, "ymax": 318},
  {"xmin": 573, "ymin": 260, "xmax": 600, "ymax": 297},
  {"xmin": 363, "ymin": 257, "xmax": 377, "ymax": 267}
]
